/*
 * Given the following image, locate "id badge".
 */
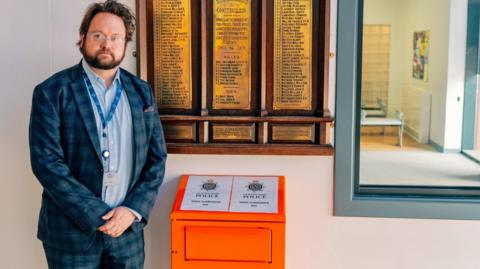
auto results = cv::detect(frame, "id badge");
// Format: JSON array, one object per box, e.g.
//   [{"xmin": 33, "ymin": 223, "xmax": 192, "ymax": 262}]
[{"xmin": 103, "ymin": 171, "xmax": 119, "ymax": 186}]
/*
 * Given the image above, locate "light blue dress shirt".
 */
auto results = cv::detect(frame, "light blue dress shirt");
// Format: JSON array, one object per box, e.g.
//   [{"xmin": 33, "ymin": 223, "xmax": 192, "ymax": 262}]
[{"xmin": 82, "ymin": 60, "xmax": 141, "ymax": 221}]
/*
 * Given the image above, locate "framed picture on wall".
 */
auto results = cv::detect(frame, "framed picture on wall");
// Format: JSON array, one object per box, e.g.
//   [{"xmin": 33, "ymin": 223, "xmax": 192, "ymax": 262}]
[{"xmin": 412, "ymin": 30, "xmax": 430, "ymax": 81}]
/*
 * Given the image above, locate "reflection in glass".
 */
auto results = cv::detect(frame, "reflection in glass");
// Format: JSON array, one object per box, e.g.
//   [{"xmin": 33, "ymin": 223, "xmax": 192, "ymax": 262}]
[{"xmin": 359, "ymin": 0, "xmax": 480, "ymax": 189}]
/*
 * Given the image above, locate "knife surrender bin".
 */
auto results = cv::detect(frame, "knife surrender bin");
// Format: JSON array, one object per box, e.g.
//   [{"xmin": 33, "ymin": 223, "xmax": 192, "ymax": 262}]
[{"xmin": 170, "ymin": 175, "xmax": 286, "ymax": 269}]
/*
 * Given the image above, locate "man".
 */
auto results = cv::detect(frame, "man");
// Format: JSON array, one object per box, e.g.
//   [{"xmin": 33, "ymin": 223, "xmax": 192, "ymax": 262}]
[{"xmin": 29, "ymin": 1, "xmax": 167, "ymax": 268}]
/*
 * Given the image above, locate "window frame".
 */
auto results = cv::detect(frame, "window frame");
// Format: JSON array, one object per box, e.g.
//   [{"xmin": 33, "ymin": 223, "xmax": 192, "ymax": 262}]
[{"xmin": 334, "ymin": 0, "xmax": 480, "ymax": 220}]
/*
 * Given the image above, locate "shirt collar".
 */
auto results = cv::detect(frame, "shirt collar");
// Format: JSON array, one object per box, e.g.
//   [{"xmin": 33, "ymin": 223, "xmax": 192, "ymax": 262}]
[{"xmin": 81, "ymin": 59, "xmax": 122, "ymax": 89}]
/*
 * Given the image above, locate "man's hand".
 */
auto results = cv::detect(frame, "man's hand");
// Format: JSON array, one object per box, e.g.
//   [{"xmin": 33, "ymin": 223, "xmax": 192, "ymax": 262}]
[{"xmin": 98, "ymin": 207, "xmax": 136, "ymax": 238}]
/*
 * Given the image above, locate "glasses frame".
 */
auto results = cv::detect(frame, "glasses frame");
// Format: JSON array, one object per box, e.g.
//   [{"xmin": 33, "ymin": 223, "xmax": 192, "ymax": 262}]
[{"xmin": 86, "ymin": 31, "xmax": 126, "ymax": 45}]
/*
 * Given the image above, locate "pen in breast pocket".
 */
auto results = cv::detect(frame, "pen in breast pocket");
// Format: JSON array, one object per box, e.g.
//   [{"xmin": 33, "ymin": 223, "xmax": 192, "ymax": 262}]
[{"xmin": 143, "ymin": 106, "xmax": 154, "ymax": 112}]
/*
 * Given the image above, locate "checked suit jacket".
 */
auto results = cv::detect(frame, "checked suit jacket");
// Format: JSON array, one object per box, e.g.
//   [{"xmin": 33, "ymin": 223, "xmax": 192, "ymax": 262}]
[{"xmin": 29, "ymin": 62, "xmax": 167, "ymax": 252}]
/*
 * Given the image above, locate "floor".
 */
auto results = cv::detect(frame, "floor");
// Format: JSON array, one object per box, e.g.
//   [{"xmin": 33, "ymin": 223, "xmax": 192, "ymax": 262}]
[
  {"xmin": 359, "ymin": 132, "xmax": 480, "ymax": 186},
  {"xmin": 361, "ymin": 131, "xmax": 433, "ymax": 151}
]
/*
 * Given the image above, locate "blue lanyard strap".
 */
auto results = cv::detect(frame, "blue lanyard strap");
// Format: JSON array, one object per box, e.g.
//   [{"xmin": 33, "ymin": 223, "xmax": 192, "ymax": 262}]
[{"xmin": 82, "ymin": 69, "xmax": 123, "ymax": 130}]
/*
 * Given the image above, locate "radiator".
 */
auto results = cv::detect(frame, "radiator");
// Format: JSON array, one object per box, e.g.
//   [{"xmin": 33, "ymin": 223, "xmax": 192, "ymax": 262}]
[{"xmin": 401, "ymin": 88, "xmax": 431, "ymax": 143}]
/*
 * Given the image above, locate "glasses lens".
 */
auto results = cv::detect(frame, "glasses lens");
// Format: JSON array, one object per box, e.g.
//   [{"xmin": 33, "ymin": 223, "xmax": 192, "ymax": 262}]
[{"xmin": 88, "ymin": 32, "xmax": 125, "ymax": 44}]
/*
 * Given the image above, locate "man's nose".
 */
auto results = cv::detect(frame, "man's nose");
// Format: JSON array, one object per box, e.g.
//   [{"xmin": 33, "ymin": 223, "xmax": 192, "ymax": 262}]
[{"xmin": 100, "ymin": 38, "xmax": 113, "ymax": 49}]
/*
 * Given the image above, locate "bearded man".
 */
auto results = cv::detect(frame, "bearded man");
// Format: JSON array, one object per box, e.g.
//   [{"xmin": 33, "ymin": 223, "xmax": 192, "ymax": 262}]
[{"xmin": 29, "ymin": 1, "xmax": 167, "ymax": 268}]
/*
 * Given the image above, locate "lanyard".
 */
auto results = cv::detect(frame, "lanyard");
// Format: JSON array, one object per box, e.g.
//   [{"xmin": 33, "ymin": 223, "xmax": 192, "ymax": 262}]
[{"xmin": 81, "ymin": 69, "xmax": 123, "ymax": 130}]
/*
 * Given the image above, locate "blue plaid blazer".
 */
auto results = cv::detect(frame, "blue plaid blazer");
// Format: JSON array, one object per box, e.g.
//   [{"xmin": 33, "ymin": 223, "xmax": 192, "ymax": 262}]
[{"xmin": 29, "ymin": 62, "xmax": 167, "ymax": 252}]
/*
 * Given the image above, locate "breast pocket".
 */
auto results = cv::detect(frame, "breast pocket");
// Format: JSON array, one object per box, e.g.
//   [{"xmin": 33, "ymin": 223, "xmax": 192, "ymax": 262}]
[
  {"xmin": 143, "ymin": 111, "xmax": 157, "ymax": 123},
  {"xmin": 142, "ymin": 111, "xmax": 158, "ymax": 138}
]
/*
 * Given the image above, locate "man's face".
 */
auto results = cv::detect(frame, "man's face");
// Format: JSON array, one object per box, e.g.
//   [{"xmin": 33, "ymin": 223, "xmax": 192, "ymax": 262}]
[{"xmin": 80, "ymin": 12, "xmax": 127, "ymax": 70}]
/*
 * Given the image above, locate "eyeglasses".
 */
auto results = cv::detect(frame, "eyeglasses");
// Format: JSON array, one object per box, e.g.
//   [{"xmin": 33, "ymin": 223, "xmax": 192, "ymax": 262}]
[{"xmin": 87, "ymin": 32, "xmax": 125, "ymax": 45}]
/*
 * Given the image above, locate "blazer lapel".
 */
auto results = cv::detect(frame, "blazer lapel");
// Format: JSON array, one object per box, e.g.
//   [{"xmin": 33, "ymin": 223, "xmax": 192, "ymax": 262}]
[
  {"xmin": 70, "ymin": 64, "xmax": 103, "ymax": 163},
  {"xmin": 121, "ymin": 74, "xmax": 146, "ymax": 189}
]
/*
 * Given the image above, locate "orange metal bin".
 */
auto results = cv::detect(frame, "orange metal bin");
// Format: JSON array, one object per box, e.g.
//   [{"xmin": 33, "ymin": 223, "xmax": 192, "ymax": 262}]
[{"xmin": 170, "ymin": 175, "xmax": 286, "ymax": 269}]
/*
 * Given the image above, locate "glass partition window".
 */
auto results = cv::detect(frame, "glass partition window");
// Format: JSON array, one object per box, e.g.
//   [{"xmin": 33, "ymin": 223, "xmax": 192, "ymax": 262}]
[
  {"xmin": 335, "ymin": 0, "xmax": 480, "ymax": 220},
  {"xmin": 358, "ymin": 0, "xmax": 480, "ymax": 195}
]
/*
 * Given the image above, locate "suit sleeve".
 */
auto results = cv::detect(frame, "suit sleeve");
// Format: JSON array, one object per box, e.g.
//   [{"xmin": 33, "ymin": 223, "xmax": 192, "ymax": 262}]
[
  {"xmin": 122, "ymin": 86, "xmax": 167, "ymax": 225},
  {"xmin": 29, "ymin": 85, "xmax": 111, "ymax": 232}
]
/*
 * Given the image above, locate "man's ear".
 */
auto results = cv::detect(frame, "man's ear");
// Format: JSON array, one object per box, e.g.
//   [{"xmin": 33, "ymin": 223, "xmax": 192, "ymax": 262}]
[{"xmin": 79, "ymin": 34, "xmax": 85, "ymax": 48}]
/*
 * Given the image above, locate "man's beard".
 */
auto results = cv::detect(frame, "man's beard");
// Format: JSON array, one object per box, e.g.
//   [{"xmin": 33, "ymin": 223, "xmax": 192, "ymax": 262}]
[{"xmin": 81, "ymin": 46, "xmax": 125, "ymax": 70}]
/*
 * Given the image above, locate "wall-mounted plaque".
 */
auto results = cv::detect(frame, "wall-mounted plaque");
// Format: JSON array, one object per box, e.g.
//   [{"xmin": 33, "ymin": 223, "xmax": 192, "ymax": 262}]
[
  {"xmin": 270, "ymin": 124, "xmax": 315, "ymax": 143},
  {"xmin": 154, "ymin": 0, "xmax": 192, "ymax": 109},
  {"xmin": 210, "ymin": 123, "xmax": 255, "ymax": 143},
  {"xmin": 206, "ymin": 0, "xmax": 260, "ymax": 115},
  {"xmin": 152, "ymin": 0, "xmax": 201, "ymax": 114},
  {"xmin": 163, "ymin": 122, "xmax": 197, "ymax": 142},
  {"xmin": 273, "ymin": 0, "xmax": 312, "ymax": 111},
  {"xmin": 213, "ymin": 0, "xmax": 252, "ymax": 110},
  {"xmin": 266, "ymin": 0, "xmax": 329, "ymax": 116},
  {"xmin": 139, "ymin": 0, "xmax": 332, "ymax": 155}
]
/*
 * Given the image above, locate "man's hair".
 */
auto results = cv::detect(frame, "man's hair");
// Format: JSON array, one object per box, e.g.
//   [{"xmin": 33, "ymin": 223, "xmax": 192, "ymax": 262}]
[{"xmin": 77, "ymin": 0, "xmax": 135, "ymax": 46}]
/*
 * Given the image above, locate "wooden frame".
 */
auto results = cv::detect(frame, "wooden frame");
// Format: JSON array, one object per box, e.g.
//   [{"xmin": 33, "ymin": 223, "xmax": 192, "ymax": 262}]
[
  {"xmin": 136, "ymin": 0, "xmax": 333, "ymax": 155},
  {"xmin": 265, "ymin": 0, "xmax": 330, "ymax": 117}
]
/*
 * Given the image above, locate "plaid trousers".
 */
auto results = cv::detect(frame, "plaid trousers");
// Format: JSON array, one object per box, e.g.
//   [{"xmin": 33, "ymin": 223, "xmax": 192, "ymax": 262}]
[{"xmin": 43, "ymin": 229, "xmax": 144, "ymax": 269}]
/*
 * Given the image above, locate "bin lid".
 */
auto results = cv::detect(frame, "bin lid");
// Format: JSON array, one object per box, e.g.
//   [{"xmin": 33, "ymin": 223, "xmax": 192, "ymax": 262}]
[{"xmin": 170, "ymin": 175, "xmax": 286, "ymax": 222}]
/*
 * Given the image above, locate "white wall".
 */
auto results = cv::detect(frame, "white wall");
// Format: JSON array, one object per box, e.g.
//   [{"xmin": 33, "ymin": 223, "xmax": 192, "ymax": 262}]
[
  {"xmin": 3, "ymin": 1, "xmax": 480, "ymax": 269},
  {"xmin": 402, "ymin": 0, "xmax": 452, "ymax": 147},
  {"xmin": 444, "ymin": 0, "xmax": 468, "ymax": 150},
  {"xmin": 1, "ymin": 2, "xmax": 50, "ymax": 267}
]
